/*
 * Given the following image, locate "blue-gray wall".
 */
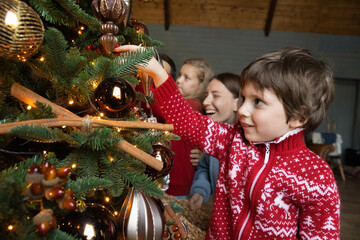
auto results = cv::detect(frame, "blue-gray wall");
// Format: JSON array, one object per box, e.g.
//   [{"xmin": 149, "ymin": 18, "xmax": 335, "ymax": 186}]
[{"xmin": 147, "ymin": 24, "xmax": 360, "ymax": 154}]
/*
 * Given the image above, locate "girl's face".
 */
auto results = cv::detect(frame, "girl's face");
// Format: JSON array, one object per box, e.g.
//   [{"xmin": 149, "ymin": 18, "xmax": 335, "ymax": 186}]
[
  {"xmin": 176, "ymin": 64, "xmax": 201, "ymax": 99},
  {"xmin": 203, "ymin": 79, "xmax": 238, "ymax": 124},
  {"xmin": 238, "ymin": 81, "xmax": 302, "ymax": 142}
]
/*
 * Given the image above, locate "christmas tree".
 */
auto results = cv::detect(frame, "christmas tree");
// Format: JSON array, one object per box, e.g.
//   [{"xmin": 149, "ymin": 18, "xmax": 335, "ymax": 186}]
[{"xmin": 0, "ymin": 0, "xmax": 192, "ymax": 239}]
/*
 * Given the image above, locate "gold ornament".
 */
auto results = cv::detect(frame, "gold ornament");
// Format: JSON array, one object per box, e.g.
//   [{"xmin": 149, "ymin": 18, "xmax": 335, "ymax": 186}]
[
  {"xmin": 118, "ymin": 187, "xmax": 165, "ymax": 240},
  {"xmin": 0, "ymin": 0, "xmax": 44, "ymax": 61}
]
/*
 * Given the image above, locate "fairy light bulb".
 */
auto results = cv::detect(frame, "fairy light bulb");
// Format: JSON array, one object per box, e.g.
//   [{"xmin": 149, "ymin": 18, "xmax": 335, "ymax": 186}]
[
  {"xmin": 69, "ymin": 100, "xmax": 74, "ymax": 105},
  {"xmin": 8, "ymin": 225, "xmax": 14, "ymax": 231},
  {"xmin": 71, "ymin": 163, "xmax": 77, "ymax": 169},
  {"xmin": 27, "ymin": 105, "xmax": 32, "ymax": 110},
  {"xmin": 105, "ymin": 197, "xmax": 110, "ymax": 202}
]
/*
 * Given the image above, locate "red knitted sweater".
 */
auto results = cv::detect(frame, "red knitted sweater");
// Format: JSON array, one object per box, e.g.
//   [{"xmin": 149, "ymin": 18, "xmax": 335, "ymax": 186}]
[{"xmin": 153, "ymin": 76, "xmax": 340, "ymax": 240}]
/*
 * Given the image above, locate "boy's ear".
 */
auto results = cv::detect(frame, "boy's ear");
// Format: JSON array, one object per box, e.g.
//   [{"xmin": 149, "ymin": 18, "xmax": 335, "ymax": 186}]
[
  {"xmin": 289, "ymin": 106, "xmax": 308, "ymax": 128},
  {"xmin": 288, "ymin": 118, "xmax": 305, "ymax": 129},
  {"xmin": 233, "ymin": 98, "xmax": 239, "ymax": 111}
]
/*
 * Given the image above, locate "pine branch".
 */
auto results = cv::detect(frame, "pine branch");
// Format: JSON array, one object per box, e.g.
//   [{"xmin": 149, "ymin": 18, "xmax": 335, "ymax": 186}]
[
  {"xmin": 69, "ymin": 128, "xmax": 122, "ymax": 151},
  {"xmin": 66, "ymin": 176, "xmax": 113, "ymax": 195},
  {"xmin": 47, "ymin": 229, "xmax": 79, "ymax": 240},
  {"xmin": 120, "ymin": 167, "xmax": 164, "ymax": 197},
  {"xmin": 42, "ymin": 28, "xmax": 69, "ymax": 81},
  {"xmin": 56, "ymin": 0, "xmax": 102, "ymax": 28},
  {"xmin": 64, "ymin": 150, "xmax": 99, "ymax": 178},
  {"xmin": 115, "ymin": 47, "xmax": 155, "ymax": 76},
  {"xmin": 9, "ymin": 125, "xmax": 68, "ymax": 143},
  {"xmin": 28, "ymin": 0, "xmax": 75, "ymax": 27}
]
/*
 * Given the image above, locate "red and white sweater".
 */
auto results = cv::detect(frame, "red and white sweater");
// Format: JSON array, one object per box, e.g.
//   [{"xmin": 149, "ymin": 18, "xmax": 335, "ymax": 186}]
[{"xmin": 153, "ymin": 77, "xmax": 340, "ymax": 240}]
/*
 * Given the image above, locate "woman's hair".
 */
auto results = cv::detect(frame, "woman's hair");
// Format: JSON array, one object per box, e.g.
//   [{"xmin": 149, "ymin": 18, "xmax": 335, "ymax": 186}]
[
  {"xmin": 210, "ymin": 73, "xmax": 240, "ymax": 99},
  {"xmin": 183, "ymin": 58, "xmax": 214, "ymax": 100},
  {"xmin": 240, "ymin": 48, "xmax": 335, "ymax": 132},
  {"xmin": 159, "ymin": 53, "xmax": 176, "ymax": 79}
]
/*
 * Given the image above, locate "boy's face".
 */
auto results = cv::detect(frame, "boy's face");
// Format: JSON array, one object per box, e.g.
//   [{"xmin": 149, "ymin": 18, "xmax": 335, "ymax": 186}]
[
  {"xmin": 176, "ymin": 64, "xmax": 201, "ymax": 99},
  {"xmin": 238, "ymin": 81, "xmax": 302, "ymax": 142}
]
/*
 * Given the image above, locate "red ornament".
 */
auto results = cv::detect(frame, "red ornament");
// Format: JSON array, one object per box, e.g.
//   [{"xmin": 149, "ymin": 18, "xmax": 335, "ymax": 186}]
[
  {"xmin": 46, "ymin": 186, "xmax": 65, "ymax": 200},
  {"xmin": 30, "ymin": 182, "xmax": 44, "ymax": 196},
  {"xmin": 65, "ymin": 189, "xmax": 75, "ymax": 197},
  {"xmin": 86, "ymin": 45, "xmax": 92, "ymax": 50},
  {"xmin": 36, "ymin": 222, "xmax": 51, "ymax": 236},
  {"xmin": 56, "ymin": 166, "xmax": 71, "ymax": 179},
  {"xmin": 49, "ymin": 215, "xmax": 57, "ymax": 229},
  {"xmin": 171, "ymin": 224, "xmax": 179, "ymax": 233},
  {"xmin": 44, "ymin": 166, "xmax": 57, "ymax": 180},
  {"xmin": 28, "ymin": 163, "xmax": 42, "ymax": 174},
  {"xmin": 174, "ymin": 231, "xmax": 182, "ymax": 239},
  {"xmin": 62, "ymin": 197, "xmax": 77, "ymax": 211},
  {"xmin": 41, "ymin": 162, "xmax": 52, "ymax": 173}
]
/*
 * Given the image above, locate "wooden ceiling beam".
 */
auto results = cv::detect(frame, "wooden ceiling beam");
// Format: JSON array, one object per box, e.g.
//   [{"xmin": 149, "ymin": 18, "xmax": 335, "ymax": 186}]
[
  {"xmin": 164, "ymin": 0, "xmax": 170, "ymax": 30},
  {"xmin": 264, "ymin": 0, "xmax": 277, "ymax": 36}
]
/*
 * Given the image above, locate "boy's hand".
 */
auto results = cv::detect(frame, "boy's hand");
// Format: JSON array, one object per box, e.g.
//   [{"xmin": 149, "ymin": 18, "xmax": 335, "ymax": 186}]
[
  {"xmin": 189, "ymin": 193, "xmax": 204, "ymax": 210},
  {"xmin": 114, "ymin": 45, "xmax": 168, "ymax": 87},
  {"xmin": 190, "ymin": 149, "xmax": 204, "ymax": 166}
]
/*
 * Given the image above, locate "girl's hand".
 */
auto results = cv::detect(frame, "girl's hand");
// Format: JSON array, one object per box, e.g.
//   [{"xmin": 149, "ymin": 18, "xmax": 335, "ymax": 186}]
[
  {"xmin": 190, "ymin": 149, "xmax": 204, "ymax": 166},
  {"xmin": 189, "ymin": 193, "xmax": 204, "ymax": 210},
  {"xmin": 114, "ymin": 45, "xmax": 169, "ymax": 87}
]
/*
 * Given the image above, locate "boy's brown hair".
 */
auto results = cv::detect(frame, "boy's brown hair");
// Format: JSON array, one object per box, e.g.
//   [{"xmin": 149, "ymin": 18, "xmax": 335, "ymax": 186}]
[{"xmin": 240, "ymin": 48, "xmax": 335, "ymax": 132}]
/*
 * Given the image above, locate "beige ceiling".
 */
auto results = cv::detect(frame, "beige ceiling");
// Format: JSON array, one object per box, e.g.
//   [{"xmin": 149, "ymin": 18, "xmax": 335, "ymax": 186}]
[{"xmin": 132, "ymin": 0, "xmax": 360, "ymax": 36}]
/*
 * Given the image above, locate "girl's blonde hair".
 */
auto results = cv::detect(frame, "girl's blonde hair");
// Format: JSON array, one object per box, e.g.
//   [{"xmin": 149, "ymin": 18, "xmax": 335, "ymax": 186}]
[{"xmin": 183, "ymin": 58, "xmax": 214, "ymax": 100}]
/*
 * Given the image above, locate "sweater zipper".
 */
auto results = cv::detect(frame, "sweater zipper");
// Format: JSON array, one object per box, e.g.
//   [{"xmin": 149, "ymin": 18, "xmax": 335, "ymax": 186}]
[{"xmin": 238, "ymin": 143, "xmax": 270, "ymax": 240}]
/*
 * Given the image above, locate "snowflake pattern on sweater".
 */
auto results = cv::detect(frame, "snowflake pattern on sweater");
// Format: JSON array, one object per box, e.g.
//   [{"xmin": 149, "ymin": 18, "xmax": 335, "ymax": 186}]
[{"xmin": 153, "ymin": 77, "xmax": 340, "ymax": 240}]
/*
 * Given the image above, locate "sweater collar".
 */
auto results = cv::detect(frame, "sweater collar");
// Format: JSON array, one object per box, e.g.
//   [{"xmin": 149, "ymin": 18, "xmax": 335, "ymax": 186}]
[{"xmin": 251, "ymin": 128, "xmax": 305, "ymax": 152}]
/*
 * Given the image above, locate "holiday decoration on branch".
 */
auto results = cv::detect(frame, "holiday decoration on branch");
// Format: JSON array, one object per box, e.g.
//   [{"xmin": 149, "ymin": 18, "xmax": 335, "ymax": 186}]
[
  {"xmin": 118, "ymin": 187, "xmax": 165, "ymax": 240},
  {"xmin": 59, "ymin": 203, "xmax": 118, "ymax": 240},
  {"xmin": 145, "ymin": 143, "xmax": 174, "ymax": 179},
  {"xmin": 131, "ymin": 18, "xmax": 149, "ymax": 35},
  {"xmin": 0, "ymin": 0, "xmax": 44, "ymax": 61},
  {"xmin": 25, "ymin": 161, "xmax": 77, "ymax": 237},
  {"xmin": 92, "ymin": 0, "xmax": 129, "ymax": 54},
  {"xmin": 94, "ymin": 76, "xmax": 137, "ymax": 118}
]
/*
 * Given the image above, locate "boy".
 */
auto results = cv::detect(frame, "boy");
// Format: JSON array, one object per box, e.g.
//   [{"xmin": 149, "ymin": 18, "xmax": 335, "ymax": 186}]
[{"xmin": 115, "ymin": 46, "xmax": 340, "ymax": 239}]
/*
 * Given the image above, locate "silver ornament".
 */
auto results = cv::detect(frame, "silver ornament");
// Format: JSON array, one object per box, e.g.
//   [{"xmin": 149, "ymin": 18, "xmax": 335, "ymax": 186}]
[{"xmin": 118, "ymin": 187, "xmax": 165, "ymax": 240}]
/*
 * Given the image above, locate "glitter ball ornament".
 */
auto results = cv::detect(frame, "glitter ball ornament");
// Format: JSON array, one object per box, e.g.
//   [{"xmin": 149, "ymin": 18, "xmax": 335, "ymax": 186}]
[
  {"xmin": 117, "ymin": 187, "xmax": 165, "ymax": 240},
  {"xmin": 59, "ymin": 203, "xmax": 118, "ymax": 240},
  {"xmin": 94, "ymin": 76, "xmax": 136, "ymax": 118},
  {"xmin": 145, "ymin": 143, "xmax": 174, "ymax": 179},
  {"xmin": 0, "ymin": 0, "xmax": 44, "ymax": 61}
]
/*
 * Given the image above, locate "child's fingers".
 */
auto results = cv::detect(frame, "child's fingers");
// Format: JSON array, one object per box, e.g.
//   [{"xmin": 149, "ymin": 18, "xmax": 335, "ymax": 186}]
[{"xmin": 114, "ymin": 44, "xmax": 141, "ymax": 52}]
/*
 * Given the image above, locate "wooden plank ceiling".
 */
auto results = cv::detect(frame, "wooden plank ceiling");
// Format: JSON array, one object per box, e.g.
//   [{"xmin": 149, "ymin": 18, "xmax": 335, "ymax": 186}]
[{"xmin": 131, "ymin": 0, "xmax": 360, "ymax": 36}]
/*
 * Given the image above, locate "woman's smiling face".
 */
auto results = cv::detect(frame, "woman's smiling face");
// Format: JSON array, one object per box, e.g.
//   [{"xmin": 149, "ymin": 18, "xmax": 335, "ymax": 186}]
[{"xmin": 203, "ymin": 78, "xmax": 239, "ymax": 124}]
